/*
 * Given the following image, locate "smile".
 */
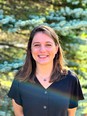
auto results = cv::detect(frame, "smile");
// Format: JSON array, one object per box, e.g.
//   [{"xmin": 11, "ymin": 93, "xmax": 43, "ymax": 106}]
[{"xmin": 38, "ymin": 55, "xmax": 49, "ymax": 58}]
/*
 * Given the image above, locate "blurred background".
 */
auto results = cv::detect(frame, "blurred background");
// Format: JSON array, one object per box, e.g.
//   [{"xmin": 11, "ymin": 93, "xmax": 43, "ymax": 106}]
[{"xmin": 0, "ymin": 0, "xmax": 87, "ymax": 116}]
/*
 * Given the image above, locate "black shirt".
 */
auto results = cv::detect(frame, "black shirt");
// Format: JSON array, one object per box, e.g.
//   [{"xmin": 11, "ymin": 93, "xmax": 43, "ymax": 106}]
[{"xmin": 8, "ymin": 71, "xmax": 84, "ymax": 116}]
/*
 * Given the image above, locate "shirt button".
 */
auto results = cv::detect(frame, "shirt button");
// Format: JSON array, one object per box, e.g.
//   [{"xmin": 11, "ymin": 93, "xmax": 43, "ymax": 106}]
[
  {"xmin": 44, "ymin": 91, "xmax": 47, "ymax": 94},
  {"xmin": 43, "ymin": 105, "xmax": 47, "ymax": 109}
]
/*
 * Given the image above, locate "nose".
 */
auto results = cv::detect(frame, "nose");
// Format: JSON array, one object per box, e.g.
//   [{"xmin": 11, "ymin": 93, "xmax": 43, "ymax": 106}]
[{"xmin": 40, "ymin": 45, "xmax": 46, "ymax": 52}]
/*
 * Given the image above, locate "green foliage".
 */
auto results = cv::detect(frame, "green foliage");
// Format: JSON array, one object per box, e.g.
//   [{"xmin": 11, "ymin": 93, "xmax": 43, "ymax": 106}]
[
  {"xmin": 0, "ymin": 59, "xmax": 24, "ymax": 73},
  {"xmin": 0, "ymin": 43, "xmax": 25, "ymax": 62},
  {"xmin": 0, "ymin": 0, "xmax": 87, "ymax": 115},
  {"xmin": 0, "ymin": 6, "xmax": 87, "ymax": 36},
  {"xmin": 0, "ymin": 0, "xmax": 53, "ymax": 20}
]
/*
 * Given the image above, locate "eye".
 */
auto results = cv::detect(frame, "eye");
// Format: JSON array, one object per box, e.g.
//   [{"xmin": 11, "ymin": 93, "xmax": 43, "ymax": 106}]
[
  {"xmin": 46, "ymin": 44, "xmax": 52, "ymax": 47},
  {"xmin": 33, "ymin": 44, "xmax": 40, "ymax": 47}
]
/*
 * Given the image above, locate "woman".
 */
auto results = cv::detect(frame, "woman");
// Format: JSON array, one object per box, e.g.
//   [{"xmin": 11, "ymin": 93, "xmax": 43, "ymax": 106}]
[{"xmin": 8, "ymin": 25, "xmax": 84, "ymax": 116}]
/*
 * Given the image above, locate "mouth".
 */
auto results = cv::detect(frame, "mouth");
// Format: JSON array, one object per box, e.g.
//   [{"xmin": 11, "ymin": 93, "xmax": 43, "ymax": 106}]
[{"xmin": 38, "ymin": 55, "xmax": 49, "ymax": 58}]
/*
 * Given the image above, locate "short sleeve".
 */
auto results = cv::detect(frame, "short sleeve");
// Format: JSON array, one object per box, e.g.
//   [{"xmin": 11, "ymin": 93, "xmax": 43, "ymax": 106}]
[
  {"xmin": 69, "ymin": 76, "xmax": 84, "ymax": 108},
  {"xmin": 7, "ymin": 79, "xmax": 22, "ymax": 106}
]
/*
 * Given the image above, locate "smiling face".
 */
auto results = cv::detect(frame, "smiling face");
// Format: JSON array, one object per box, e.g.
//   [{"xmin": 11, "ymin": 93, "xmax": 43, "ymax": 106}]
[{"xmin": 31, "ymin": 32, "xmax": 58, "ymax": 66}]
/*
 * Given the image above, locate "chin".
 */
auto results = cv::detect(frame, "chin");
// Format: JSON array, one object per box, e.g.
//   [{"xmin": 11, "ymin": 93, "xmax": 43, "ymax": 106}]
[{"xmin": 37, "ymin": 61, "xmax": 51, "ymax": 65}]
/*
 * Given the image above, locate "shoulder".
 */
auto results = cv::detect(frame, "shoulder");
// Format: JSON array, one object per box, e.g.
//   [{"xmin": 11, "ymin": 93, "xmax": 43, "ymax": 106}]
[
  {"xmin": 12, "ymin": 79, "xmax": 20, "ymax": 85},
  {"xmin": 10, "ymin": 79, "xmax": 20, "ymax": 90},
  {"xmin": 66, "ymin": 70, "xmax": 79, "ymax": 82},
  {"xmin": 12, "ymin": 79, "xmax": 32, "ymax": 90},
  {"xmin": 11, "ymin": 79, "xmax": 25, "ymax": 89}
]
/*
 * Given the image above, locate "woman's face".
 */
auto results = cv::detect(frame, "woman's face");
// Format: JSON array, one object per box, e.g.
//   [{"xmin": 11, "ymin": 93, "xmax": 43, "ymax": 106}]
[{"xmin": 31, "ymin": 32, "xmax": 58, "ymax": 66}]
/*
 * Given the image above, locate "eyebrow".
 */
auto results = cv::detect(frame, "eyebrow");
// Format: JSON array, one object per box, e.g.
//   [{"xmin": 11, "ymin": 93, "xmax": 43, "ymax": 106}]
[{"xmin": 32, "ymin": 41, "xmax": 53, "ymax": 45}]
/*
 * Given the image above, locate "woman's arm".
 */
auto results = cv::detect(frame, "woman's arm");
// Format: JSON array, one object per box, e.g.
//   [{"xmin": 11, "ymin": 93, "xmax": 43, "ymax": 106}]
[
  {"xmin": 12, "ymin": 99, "xmax": 24, "ymax": 116},
  {"xmin": 68, "ymin": 107, "xmax": 77, "ymax": 116}
]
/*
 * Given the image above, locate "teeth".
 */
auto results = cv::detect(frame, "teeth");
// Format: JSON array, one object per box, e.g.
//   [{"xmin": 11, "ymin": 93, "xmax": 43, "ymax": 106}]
[{"xmin": 39, "ymin": 55, "xmax": 48, "ymax": 58}]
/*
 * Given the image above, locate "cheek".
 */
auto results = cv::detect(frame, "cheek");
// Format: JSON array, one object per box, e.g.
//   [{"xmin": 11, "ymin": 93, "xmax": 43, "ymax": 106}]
[
  {"xmin": 31, "ymin": 48, "xmax": 38, "ymax": 53},
  {"xmin": 31, "ymin": 49, "xmax": 39, "ymax": 59},
  {"xmin": 51, "ymin": 47, "xmax": 58, "ymax": 54},
  {"xmin": 51, "ymin": 48, "xmax": 58, "ymax": 58}
]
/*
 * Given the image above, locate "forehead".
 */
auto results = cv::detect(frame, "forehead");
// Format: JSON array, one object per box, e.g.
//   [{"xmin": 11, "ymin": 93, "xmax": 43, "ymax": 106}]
[{"xmin": 32, "ymin": 32, "xmax": 55, "ymax": 43}]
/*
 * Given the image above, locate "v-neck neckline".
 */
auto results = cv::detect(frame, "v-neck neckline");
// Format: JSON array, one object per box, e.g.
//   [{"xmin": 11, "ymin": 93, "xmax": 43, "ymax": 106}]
[{"xmin": 34, "ymin": 76, "xmax": 54, "ymax": 90}]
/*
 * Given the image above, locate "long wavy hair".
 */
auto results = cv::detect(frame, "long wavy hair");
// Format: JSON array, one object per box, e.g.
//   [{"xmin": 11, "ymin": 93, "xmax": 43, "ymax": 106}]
[{"xmin": 15, "ymin": 25, "xmax": 67, "ymax": 82}]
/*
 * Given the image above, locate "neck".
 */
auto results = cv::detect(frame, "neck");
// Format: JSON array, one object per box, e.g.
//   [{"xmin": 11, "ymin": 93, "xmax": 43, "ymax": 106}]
[{"xmin": 36, "ymin": 63, "xmax": 53, "ymax": 81}]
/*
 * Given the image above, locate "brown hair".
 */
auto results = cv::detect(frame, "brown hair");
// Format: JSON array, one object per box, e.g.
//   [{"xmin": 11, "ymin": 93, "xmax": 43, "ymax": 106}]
[{"xmin": 15, "ymin": 25, "xmax": 67, "ymax": 82}]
